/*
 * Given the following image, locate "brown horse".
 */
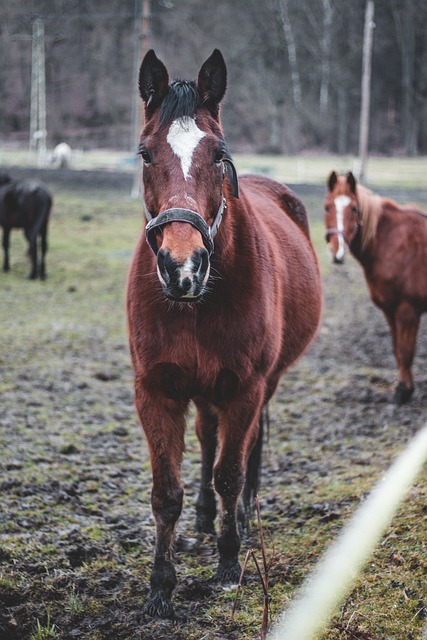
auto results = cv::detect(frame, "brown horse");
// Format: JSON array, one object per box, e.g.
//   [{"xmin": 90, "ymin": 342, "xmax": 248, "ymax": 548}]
[
  {"xmin": 0, "ymin": 171, "xmax": 52, "ymax": 279},
  {"xmin": 126, "ymin": 49, "xmax": 322, "ymax": 618},
  {"xmin": 324, "ymin": 171, "xmax": 427, "ymax": 405}
]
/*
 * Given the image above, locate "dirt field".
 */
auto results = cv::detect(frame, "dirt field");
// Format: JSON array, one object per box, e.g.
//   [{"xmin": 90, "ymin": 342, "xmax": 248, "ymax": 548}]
[{"xmin": 0, "ymin": 169, "xmax": 426, "ymax": 639}]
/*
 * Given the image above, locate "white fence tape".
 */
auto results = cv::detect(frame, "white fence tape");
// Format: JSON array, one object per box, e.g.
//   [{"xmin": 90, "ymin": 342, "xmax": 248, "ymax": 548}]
[{"xmin": 269, "ymin": 422, "xmax": 427, "ymax": 640}]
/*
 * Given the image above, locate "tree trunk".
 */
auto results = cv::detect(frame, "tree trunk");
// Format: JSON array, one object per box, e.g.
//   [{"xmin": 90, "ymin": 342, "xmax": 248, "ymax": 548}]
[
  {"xmin": 277, "ymin": 0, "xmax": 302, "ymax": 110},
  {"xmin": 358, "ymin": 0, "xmax": 375, "ymax": 182},
  {"xmin": 337, "ymin": 87, "xmax": 349, "ymax": 154},
  {"xmin": 393, "ymin": 0, "xmax": 417, "ymax": 155},
  {"xmin": 320, "ymin": 0, "xmax": 333, "ymax": 117}
]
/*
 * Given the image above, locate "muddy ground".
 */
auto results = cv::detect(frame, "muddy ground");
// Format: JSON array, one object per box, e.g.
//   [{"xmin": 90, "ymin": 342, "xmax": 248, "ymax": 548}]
[{"xmin": 0, "ymin": 169, "xmax": 426, "ymax": 640}]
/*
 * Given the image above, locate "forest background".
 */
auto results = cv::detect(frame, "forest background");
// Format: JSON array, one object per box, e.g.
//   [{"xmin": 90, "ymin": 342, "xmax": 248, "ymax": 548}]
[{"xmin": 0, "ymin": 0, "xmax": 426, "ymax": 159}]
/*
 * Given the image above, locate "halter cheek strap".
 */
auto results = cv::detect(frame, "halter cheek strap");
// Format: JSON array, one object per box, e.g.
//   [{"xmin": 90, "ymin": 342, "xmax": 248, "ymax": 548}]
[{"xmin": 143, "ymin": 158, "xmax": 239, "ymax": 256}]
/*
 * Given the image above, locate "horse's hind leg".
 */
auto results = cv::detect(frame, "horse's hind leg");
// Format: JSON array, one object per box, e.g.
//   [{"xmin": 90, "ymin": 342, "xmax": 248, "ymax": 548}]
[
  {"xmin": 24, "ymin": 227, "xmax": 38, "ymax": 279},
  {"xmin": 214, "ymin": 384, "xmax": 264, "ymax": 583},
  {"xmin": 388, "ymin": 303, "xmax": 420, "ymax": 404},
  {"xmin": 135, "ymin": 383, "xmax": 186, "ymax": 618},
  {"xmin": 2, "ymin": 227, "xmax": 10, "ymax": 272},
  {"xmin": 194, "ymin": 398, "xmax": 218, "ymax": 535},
  {"xmin": 40, "ymin": 226, "xmax": 48, "ymax": 279}
]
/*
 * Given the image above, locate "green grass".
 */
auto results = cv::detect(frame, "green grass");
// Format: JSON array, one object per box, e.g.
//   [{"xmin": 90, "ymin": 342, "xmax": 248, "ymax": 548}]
[{"xmin": 29, "ymin": 613, "xmax": 58, "ymax": 640}]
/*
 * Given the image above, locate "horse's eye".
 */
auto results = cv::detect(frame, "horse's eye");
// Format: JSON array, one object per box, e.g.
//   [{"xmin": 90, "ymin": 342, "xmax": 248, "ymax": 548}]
[
  {"xmin": 324, "ymin": 205, "xmax": 330, "ymax": 212},
  {"xmin": 139, "ymin": 149, "xmax": 152, "ymax": 164},
  {"xmin": 214, "ymin": 150, "xmax": 225, "ymax": 164}
]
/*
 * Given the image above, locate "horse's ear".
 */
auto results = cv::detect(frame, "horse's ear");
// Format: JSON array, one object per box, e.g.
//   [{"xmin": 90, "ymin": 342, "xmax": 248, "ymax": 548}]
[
  {"xmin": 327, "ymin": 171, "xmax": 338, "ymax": 192},
  {"xmin": 197, "ymin": 49, "xmax": 227, "ymax": 119},
  {"xmin": 138, "ymin": 50, "xmax": 169, "ymax": 117},
  {"xmin": 347, "ymin": 171, "xmax": 357, "ymax": 193}
]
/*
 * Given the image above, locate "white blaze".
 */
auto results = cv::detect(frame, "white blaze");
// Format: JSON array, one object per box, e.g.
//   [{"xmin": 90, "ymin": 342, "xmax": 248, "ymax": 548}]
[
  {"xmin": 334, "ymin": 195, "xmax": 350, "ymax": 260},
  {"xmin": 167, "ymin": 116, "xmax": 206, "ymax": 179}
]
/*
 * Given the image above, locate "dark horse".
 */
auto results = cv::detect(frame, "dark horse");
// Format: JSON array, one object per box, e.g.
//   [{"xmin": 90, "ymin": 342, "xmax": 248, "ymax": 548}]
[
  {"xmin": 0, "ymin": 171, "xmax": 52, "ymax": 279},
  {"xmin": 126, "ymin": 49, "xmax": 322, "ymax": 618},
  {"xmin": 325, "ymin": 171, "xmax": 427, "ymax": 405}
]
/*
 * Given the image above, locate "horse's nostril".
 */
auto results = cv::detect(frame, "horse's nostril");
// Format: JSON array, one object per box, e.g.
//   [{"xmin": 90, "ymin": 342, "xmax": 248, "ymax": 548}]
[
  {"xmin": 192, "ymin": 248, "xmax": 209, "ymax": 276},
  {"xmin": 158, "ymin": 250, "xmax": 178, "ymax": 282}
]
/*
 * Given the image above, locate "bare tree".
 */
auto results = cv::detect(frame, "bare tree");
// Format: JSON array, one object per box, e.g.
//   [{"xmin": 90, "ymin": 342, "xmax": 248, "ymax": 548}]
[
  {"xmin": 392, "ymin": 0, "xmax": 417, "ymax": 155},
  {"xmin": 276, "ymin": 0, "xmax": 302, "ymax": 110},
  {"xmin": 319, "ymin": 0, "xmax": 333, "ymax": 116}
]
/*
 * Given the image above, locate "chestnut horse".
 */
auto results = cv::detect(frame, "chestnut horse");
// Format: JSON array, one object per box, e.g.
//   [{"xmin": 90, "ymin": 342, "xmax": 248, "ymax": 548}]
[
  {"xmin": 127, "ymin": 49, "xmax": 322, "ymax": 618},
  {"xmin": 0, "ymin": 171, "xmax": 52, "ymax": 279},
  {"xmin": 325, "ymin": 171, "xmax": 427, "ymax": 405}
]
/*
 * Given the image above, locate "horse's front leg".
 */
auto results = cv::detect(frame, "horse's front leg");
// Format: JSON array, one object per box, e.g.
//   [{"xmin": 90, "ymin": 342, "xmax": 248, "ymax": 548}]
[
  {"xmin": 214, "ymin": 385, "xmax": 264, "ymax": 583},
  {"xmin": 135, "ymin": 383, "xmax": 187, "ymax": 619}
]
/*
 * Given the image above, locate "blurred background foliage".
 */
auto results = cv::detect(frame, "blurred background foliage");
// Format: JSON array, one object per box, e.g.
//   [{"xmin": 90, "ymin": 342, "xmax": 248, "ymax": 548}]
[{"xmin": 0, "ymin": 0, "xmax": 426, "ymax": 156}]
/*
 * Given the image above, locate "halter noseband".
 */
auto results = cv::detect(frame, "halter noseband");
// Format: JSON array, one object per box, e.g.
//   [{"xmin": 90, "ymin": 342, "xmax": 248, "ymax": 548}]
[
  {"xmin": 144, "ymin": 158, "xmax": 239, "ymax": 256},
  {"xmin": 325, "ymin": 206, "xmax": 362, "ymax": 247}
]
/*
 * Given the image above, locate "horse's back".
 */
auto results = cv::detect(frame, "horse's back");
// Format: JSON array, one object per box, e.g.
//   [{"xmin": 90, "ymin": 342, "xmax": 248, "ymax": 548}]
[
  {"xmin": 16, "ymin": 179, "xmax": 52, "ymax": 205},
  {"xmin": 14, "ymin": 180, "xmax": 52, "ymax": 218},
  {"xmin": 239, "ymin": 174, "xmax": 310, "ymax": 238},
  {"xmin": 0, "ymin": 179, "xmax": 52, "ymax": 230},
  {"xmin": 237, "ymin": 174, "xmax": 322, "ymax": 382}
]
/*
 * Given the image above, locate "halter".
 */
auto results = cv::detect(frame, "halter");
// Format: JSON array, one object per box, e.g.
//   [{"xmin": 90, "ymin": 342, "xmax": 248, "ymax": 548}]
[
  {"xmin": 144, "ymin": 158, "xmax": 239, "ymax": 256},
  {"xmin": 325, "ymin": 206, "xmax": 362, "ymax": 247}
]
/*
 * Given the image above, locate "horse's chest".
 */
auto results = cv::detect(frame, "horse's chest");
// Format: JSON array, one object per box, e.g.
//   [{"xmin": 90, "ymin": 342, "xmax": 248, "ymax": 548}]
[{"xmin": 144, "ymin": 323, "xmax": 251, "ymax": 403}]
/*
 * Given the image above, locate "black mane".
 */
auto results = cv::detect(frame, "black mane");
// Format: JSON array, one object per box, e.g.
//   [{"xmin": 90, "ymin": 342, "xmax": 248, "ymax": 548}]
[{"xmin": 159, "ymin": 81, "xmax": 201, "ymax": 128}]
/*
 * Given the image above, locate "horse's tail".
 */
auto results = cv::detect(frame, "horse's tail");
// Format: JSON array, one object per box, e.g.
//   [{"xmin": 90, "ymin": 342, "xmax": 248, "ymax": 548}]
[
  {"xmin": 29, "ymin": 188, "xmax": 52, "ymax": 241},
  {"xmin": 242, "ymin": 405, "xmax": 269, "ymax": 515}
]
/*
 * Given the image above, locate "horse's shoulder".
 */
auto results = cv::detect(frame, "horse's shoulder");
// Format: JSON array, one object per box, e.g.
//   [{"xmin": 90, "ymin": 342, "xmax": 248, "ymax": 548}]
[{"xmin": 240, "ymin": 174, "xmax": 310, "ymax": 237}]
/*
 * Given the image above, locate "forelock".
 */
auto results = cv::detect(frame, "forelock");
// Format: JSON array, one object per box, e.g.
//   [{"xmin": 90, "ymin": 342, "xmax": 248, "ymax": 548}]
[{"xmin": 159, "ymin": 81, "xmax": 201, "ymax": 128}]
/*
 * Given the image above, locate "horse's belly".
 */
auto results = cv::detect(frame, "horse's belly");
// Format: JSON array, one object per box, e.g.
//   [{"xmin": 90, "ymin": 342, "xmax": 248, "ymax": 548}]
[{"xmin": 7, "ymin": 211, "xmax": 26, "ymax": 227}]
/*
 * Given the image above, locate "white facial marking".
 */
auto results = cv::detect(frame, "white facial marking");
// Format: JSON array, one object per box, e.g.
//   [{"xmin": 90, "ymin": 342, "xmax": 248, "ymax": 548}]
[
  {"xmin": 167, "ymin": 116, "xmax": 206, "ymax": 180},
  {"xmin": 175, "ymin": 256, "xmax": 210, "ymax": 299},
  {"xmin": 334, "ymin": 195, "xmax": 350, "ymax": 258},
  {"xmin": 179, "ymin": 257, "xmax": 195, "ymax": 285}
]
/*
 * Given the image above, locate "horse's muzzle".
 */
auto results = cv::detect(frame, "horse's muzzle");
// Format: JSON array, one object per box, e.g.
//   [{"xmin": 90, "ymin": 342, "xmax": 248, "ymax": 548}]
[
  {"xmin": 333, "ymin": 255, "xmax": 345, "ymax": 265},
  {"xmin": 157, "ymin": 247, "xmax": 210, "ymax": 301}
]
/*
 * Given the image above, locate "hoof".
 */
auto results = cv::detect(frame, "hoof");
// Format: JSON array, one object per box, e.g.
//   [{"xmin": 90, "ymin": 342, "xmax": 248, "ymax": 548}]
[
  {"xmin": 215, "ymin": 560, "xmax": 242, "ymax": 585},
  {"xmin": 393, "ymin": 382, "xmax": 414, "ymax": 406},
  {"xmin": 143, "ymin": 591, "xmax": 175, "ymax": 619}
]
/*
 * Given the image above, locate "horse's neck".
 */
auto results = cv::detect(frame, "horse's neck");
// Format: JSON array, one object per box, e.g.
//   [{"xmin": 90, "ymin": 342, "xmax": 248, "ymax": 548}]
[{"xmin": 349, "ymin": 221, "xmax": 375, "ymax": 267}]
